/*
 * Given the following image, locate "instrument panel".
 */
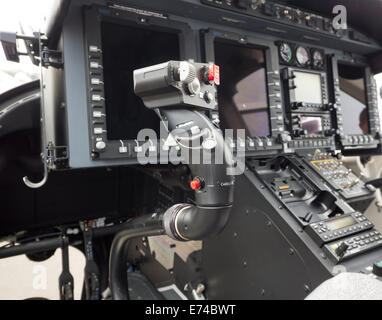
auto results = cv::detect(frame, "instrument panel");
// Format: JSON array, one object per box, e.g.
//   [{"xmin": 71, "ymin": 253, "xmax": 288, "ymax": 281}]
[{"xmin": 41, "ymin": 0, "xmax": 382, "ymax": 169}]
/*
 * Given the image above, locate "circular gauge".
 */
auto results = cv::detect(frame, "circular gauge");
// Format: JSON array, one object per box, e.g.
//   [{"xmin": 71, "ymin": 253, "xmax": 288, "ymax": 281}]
[
  {"xmin": 296, "ymin": 46, "xmax": 310, "ymax": 66},
  {"xmin": 312, "ymin": 50, "xmax": 324, "ymax": 68},
  {"xmin": 279, "ymin": 43, "xmax": 293, "ymax": 64}
]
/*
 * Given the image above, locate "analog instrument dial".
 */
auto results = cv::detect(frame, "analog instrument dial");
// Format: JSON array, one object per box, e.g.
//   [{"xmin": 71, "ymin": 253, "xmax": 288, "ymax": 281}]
[
  {"xmin": 312, "ymin": 50, "xmax": 324, "ymax": 68},
  {"xmin": 296, "ymin": 46, "xmax": 310, "ymax": 66},
  {"xmin": 279, "ymin": 43, "xmax": 293, "ymax": 64}
]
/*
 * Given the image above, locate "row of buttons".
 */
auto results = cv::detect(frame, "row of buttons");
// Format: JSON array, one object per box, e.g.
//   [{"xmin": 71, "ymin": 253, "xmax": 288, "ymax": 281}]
[
  {"xmin": 345, "ymin": 232, "xmax": 382, "ymax": 252},
  {"xmin": 345, "ymin": 135, "xmax": 375, "ymax": 145},
  {"xmin": 228, "ymin": 137, "xmax": 277, "ymax": 149},
  {"xmin": 333, "ymin": 80, "xmax": 345, "ymax": 138},
  {"xmin": 107, "ymin": 140, "xmax": 184, "ymax": 157},
  {"xmin": 321, "ymin": 225, "xmax": 364, "ymax": 240},
  {"xmin": 288, "ymin": 138, "xmax": 333, "ymax": 149},
  {"xmin": 297, "ymin": 103, "xmax": 326, "ymax": 110},
  {"xmin": 267, "ymin": 70, "xmax": 284, "ymax": 135},
  {"xmin": 367, "ymin": 80, "xmax": 380, "ymax": 132},
  {"xmin": 87, "ymin": 45, "xmax": 109, "ymax": 154}
]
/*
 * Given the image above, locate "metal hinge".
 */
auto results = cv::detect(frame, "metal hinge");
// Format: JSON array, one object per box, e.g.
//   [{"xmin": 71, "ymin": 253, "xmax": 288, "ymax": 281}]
[
  {"xmin": 46, "ymin": 143, "xmax": 68, "ymax": 167},
  {"xmin": 0, "ymin": 31, "xmax": 63, "ymax": 68},
  {"xmin": 41, "ymin": 48, "xmax": 63, "ymax": 68}
]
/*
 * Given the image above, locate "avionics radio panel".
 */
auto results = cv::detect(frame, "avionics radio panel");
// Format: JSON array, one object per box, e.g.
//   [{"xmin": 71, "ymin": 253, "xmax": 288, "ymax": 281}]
[
  {"xmin": 202, "ymin": 29, "xmax": 285, "ymax": 157},
  {"xmin": 306, "ymin": 212, "xmax": 374, "ymax": 247},
  {"xmin": 279, "ymin": 42, "xmax": 336, "ymax": 151}
]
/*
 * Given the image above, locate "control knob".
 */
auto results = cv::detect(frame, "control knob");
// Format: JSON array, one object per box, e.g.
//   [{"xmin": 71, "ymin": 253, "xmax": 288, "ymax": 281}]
[
  {"xmin": 187, "ymin": 78, "xmax": 201, "ymax": 96},
  {"xmin": 174, "ymin": 61, "xmax": 196, "ymax": 84},
  {"xmin": 293, "ymin": 129, "xmax": 306, "ymax": 137},
  {"xmin": 291, "ymin": 102, "xmax": 305, "ymax": 110},
  {"xmin": 335, "ymin": 242, "xmax": 349, "ymax": 258},
  {"xmin": 372, "ymin": 261, "xmax": 382, "ymax": 277},
  {"xmin": 204, "ymin": 91, "xmax": 214, "ymax": 104}
]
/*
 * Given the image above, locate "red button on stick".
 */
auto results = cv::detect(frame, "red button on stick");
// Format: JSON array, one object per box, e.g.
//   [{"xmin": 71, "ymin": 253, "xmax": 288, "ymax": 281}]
[
  {"xmin": 208, "ymin": 65, "xmax": 215, "ymax": 81},
  {"xmin": 190, "ymin": 179, "xmax": 201, "ymax": 190},
  {"xmin": 207, "ymin": 64, "xmax": 220, "ymax": 85},
  {"xmin": 213, "ymin": 64, "xmax": 220, "ymax": 86}
]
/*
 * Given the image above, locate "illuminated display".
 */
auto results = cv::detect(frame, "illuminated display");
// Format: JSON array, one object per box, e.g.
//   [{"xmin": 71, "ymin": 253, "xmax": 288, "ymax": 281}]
[
  {"xmin": 326, "ymin": 216, "xmax": 357, "ymax": 231},
  {"xmin": 292, "ymin": 71, "xmax": 322, "ymax": 104},
  {"xmin": 301, "ymin": 116, "xmax": 322, "ymax": 135}
]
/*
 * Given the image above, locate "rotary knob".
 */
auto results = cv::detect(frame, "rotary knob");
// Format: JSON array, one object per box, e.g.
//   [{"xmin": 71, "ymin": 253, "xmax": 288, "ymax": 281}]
[
  {"xmin": 204, "ymin": 91, "xmax": 214, "ymax": 103},
  {"xmin": 187, "ymin": 78, "xmax": 201, "ymax": 96},
  {"xmin": 175, "ymin": 61, "xmax": 196, "ymax": 84}
]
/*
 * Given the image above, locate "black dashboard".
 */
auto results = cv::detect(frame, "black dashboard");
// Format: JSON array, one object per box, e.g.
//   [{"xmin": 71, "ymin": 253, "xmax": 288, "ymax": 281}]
[{"xmin": 38, "ymin": 0, "xmax": 382, "ymax": 169}]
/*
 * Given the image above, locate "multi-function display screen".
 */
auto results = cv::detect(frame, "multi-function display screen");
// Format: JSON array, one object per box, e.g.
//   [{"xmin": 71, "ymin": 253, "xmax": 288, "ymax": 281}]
[
  {"xmin": 292, "ymin": 71, "xmax": 322, "ymax": 104},
  {"xmin": 101, "ymin": 22, "xmax": 180, "ymax": 140},
  {"xmin": 301, "ymin": 116, "xmax": 322, "ymax": 135},
  {"xmin": 338, "ymin": 63, "xmax": 369, "ymax": 135},
  {"xmin": 214, "ymin": 39, "xmax": 270, "ymax": 137}
]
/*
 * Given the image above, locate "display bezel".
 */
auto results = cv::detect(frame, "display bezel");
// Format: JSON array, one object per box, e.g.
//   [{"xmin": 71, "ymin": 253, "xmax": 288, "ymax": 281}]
[
  {"xmin": 329, "ymin": 54, "xmax": 381, "ymax": 154},
  {"xmin": 300, "ymin": 116, "xmax": 324, "ymax": 136},
  {"xmin": 83, "ymin": 5, "xmax": 196, "ymax": 161},
  {"xmin": 337, "ymin": 61, "xmax": 369, "ymax": 135},
  {"xmin": 213, "ymin": 38, "xmax": 271, "ymax": 138},
  {"xmin": 202, "ymin": 29, "xmax": 284, "ymax": 146}
]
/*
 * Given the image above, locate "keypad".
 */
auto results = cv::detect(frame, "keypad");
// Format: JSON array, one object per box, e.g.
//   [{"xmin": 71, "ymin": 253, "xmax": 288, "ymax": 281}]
[
  {"xmin": 324, "ymin": 230, "xmax": 382, "ymax": 262},
  {"xmin": 310, "ymin": 213, "xmax": 373, "ymax": 243}
]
